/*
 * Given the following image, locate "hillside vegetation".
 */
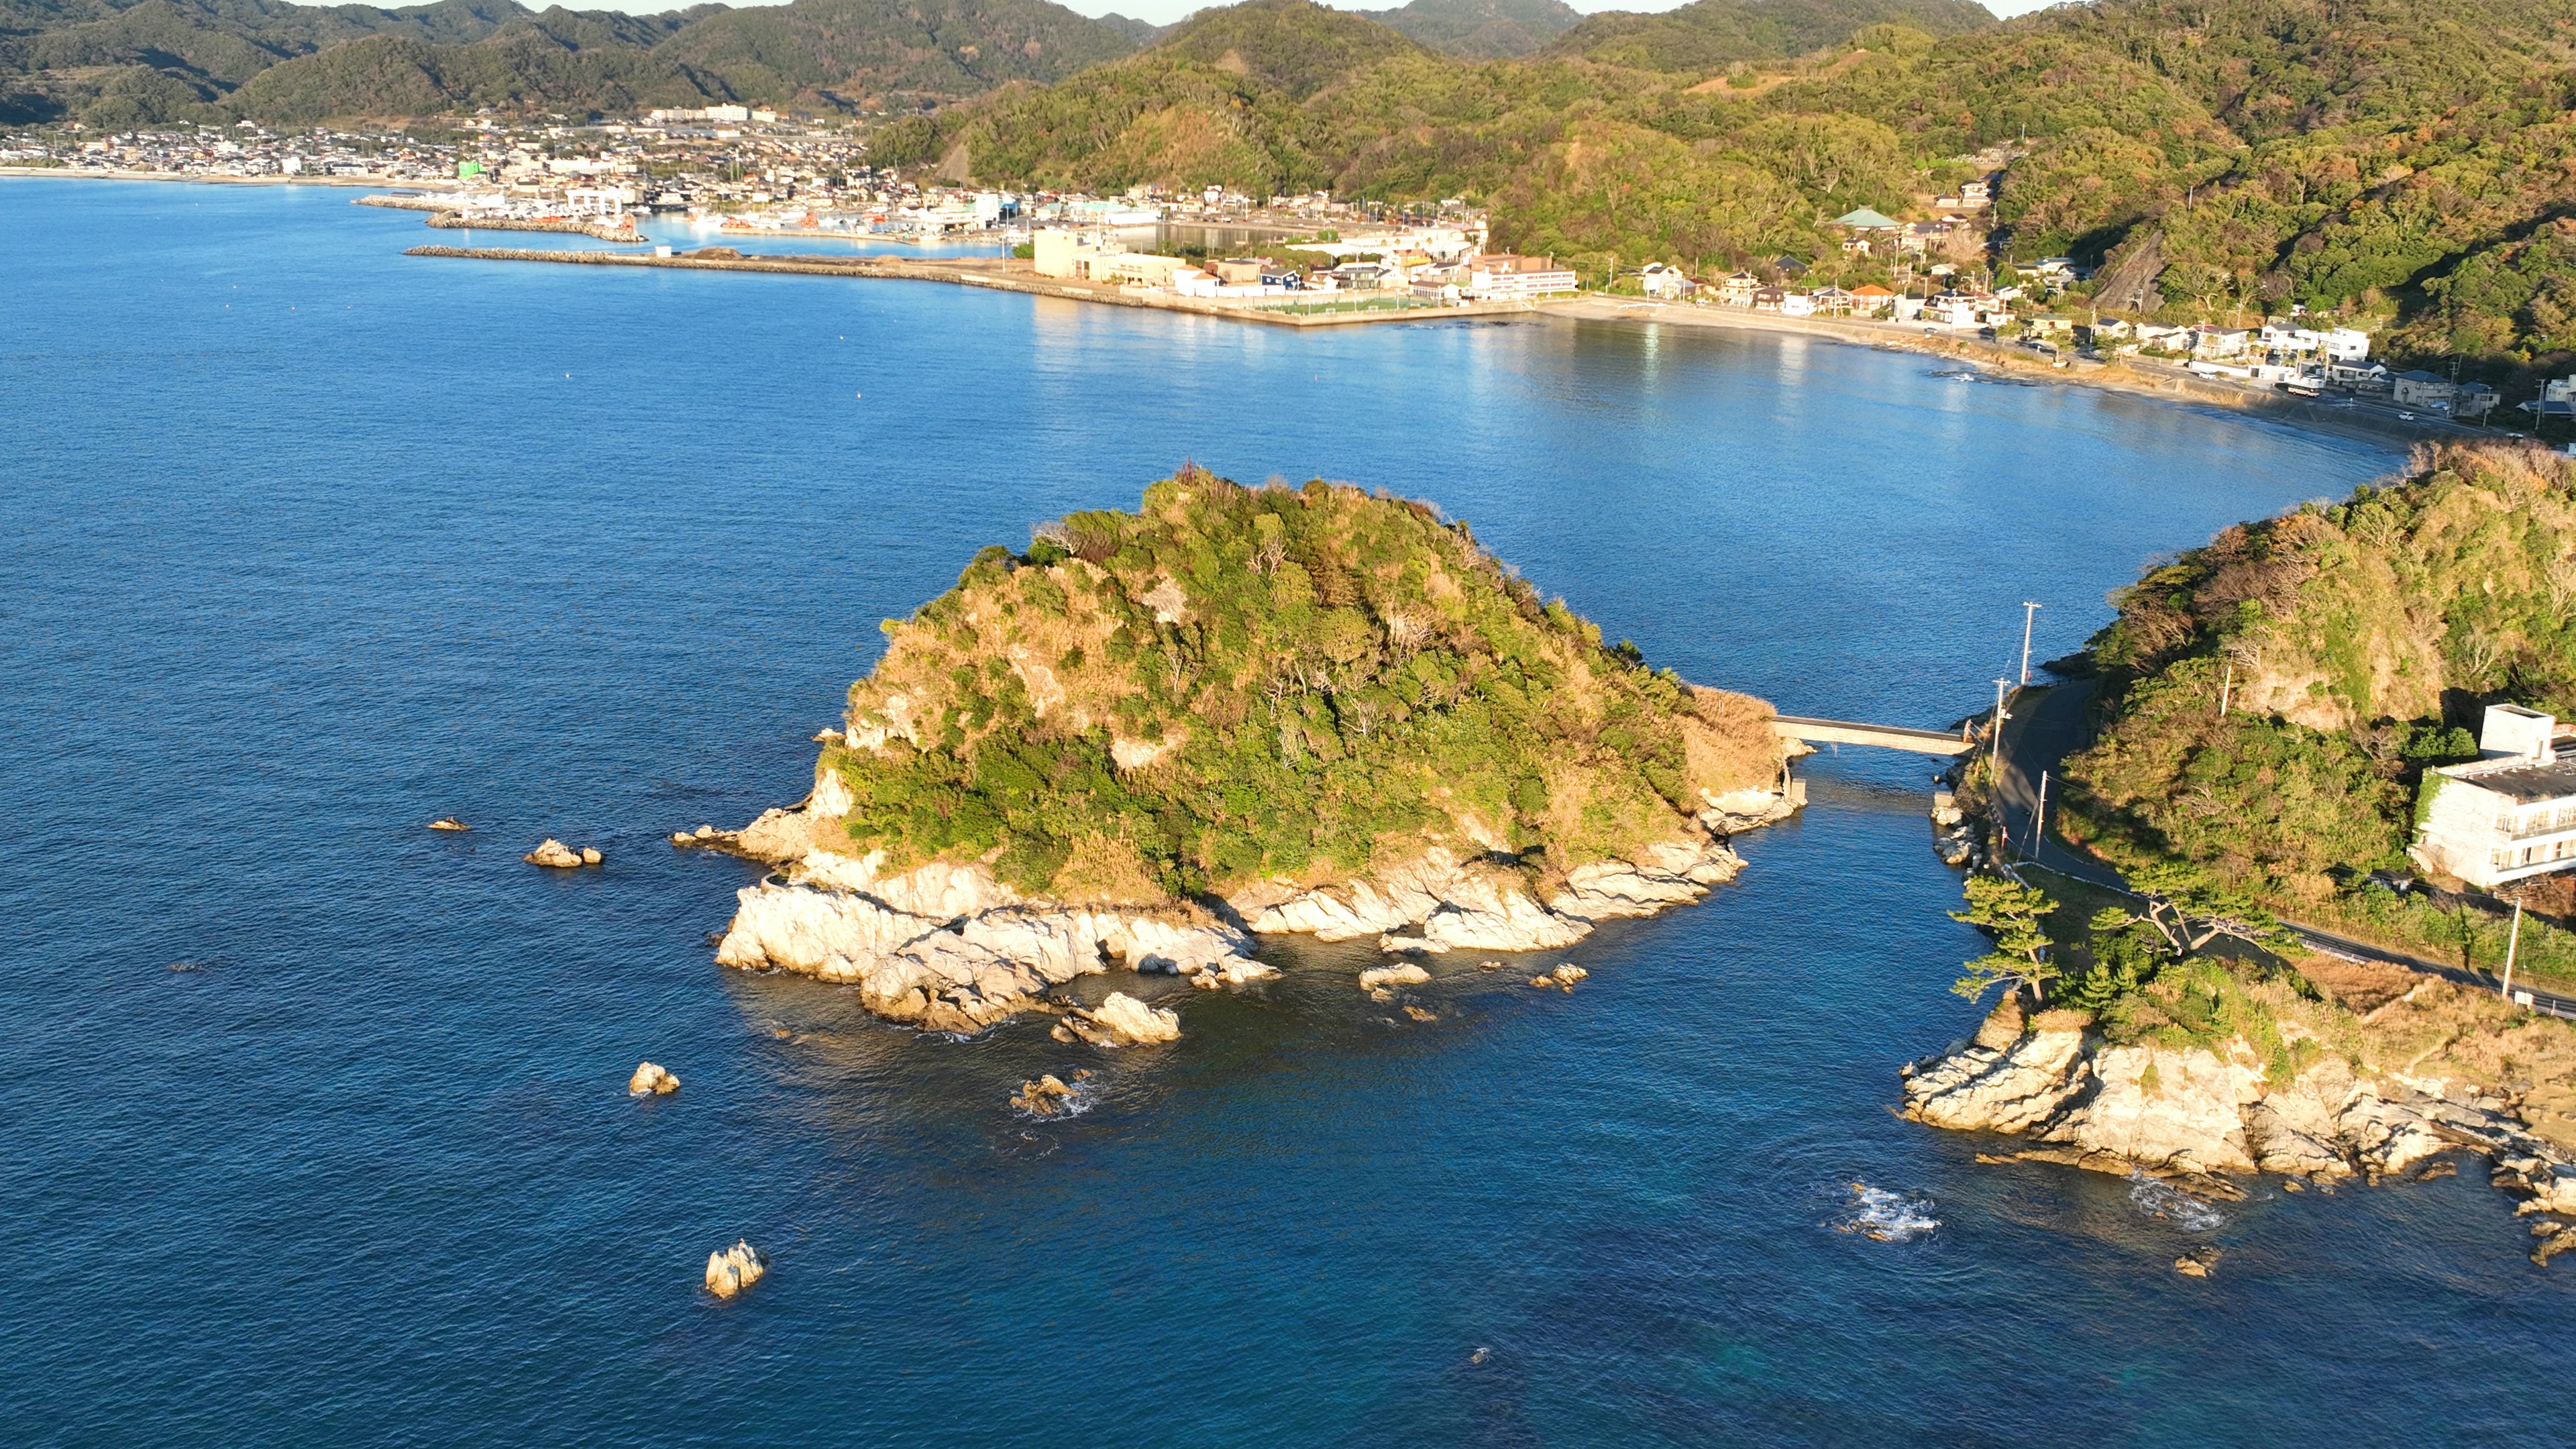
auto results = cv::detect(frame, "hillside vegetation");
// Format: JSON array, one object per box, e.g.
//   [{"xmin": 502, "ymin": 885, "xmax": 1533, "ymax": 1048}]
[
  {"xmin": 818, "ymin": 469, "xmax": 1782, "ymax": 904},
  {"xmin": 2058, "ymin": 442, "xmax": 2576, "ymax": 981},
  {"xmin": 1355, "ymin": 0, "xmax": 1579, "ymax": 60},
  {"xmin": 881, "ymin": 0, "xmax": 2576, "ymax": 373},
  {"xmin": 0, "ymin": 0, "xmax": 1139, "ymax": 124}
]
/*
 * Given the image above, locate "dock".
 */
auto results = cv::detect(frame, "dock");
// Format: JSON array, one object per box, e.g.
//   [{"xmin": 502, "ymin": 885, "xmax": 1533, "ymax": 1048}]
[{"xmin": 401, "ymin": 246, "xmax": 1547, "ymax": 329}]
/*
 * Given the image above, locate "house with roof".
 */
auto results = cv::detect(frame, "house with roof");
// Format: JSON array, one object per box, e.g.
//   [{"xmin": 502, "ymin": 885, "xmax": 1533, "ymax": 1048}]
[
  {"xmin": 1849, "ymin": 283, "xmax": 1896, "ymax": 316},
  {"xmin": 2392, "ymin": 370, "xmax": 2458, "ymax": 408},
  {"xmin": 1715, "ymin": 271, "xmax": 1760, "ymax": 307},
  {"xmin": 2415, "ymin": 706, "xmax": 2576, "ymax": 890}
]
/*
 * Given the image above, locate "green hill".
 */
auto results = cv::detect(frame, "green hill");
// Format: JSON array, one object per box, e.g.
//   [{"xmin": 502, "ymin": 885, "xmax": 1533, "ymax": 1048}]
[
  {"xmin": 0, "ymin": 0, "xmax": 1136, "ymax": 123},
  {"xmin": 820, "ymin": 468, "xmax": 1782, "ymax": 901},
  {"xmin": 2059, "ymin": 443, "xmax": 2576, "ymax": 983},
  {"xmin": 1355, "ymin": 0, "xmax": 1578, "ymax": 60},
  {"xmin": 1541, "ymin": 0, "xmax": 1992, "ymax": 72},
  {"xmin": 882, "ymin": 0, "xmax": 2576, "ymax": 376}
]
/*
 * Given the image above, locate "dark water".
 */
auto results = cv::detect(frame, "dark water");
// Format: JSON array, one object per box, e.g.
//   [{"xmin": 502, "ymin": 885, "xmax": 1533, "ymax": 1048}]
[{"xmin": 7, "ymin": 178, "xmax": 2567, "ymax": 1446}]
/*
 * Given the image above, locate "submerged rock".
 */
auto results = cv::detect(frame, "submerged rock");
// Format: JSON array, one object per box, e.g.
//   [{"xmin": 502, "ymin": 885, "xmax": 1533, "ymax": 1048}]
[
  {"xmin": 628, "ymin": 1061, "xmax": 679, "ymax": 1096},
  {"xmin": 704, "ymin": 1240, "xmax": 767, "ymax": 1297},
  {"xmin": 1358, "ymin": 963, "xmax": 1430, "ymax": 991}
]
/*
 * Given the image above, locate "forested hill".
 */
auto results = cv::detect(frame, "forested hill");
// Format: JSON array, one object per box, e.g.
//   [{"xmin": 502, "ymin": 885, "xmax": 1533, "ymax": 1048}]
[
  {"xmin": 881, "ymin": 0, "xmax": 2576, "ymax": 376},
  {"xmin": 0, "ymin": 0, "xmax": 1140, "ymax": 125},
  {"xmin": 1353, "ymin": 0, "xmax": 1580, "ymax": 60},
  {"xmin": 1540, "ymin": 0, "xmax": 1990, "ymax": 70}
]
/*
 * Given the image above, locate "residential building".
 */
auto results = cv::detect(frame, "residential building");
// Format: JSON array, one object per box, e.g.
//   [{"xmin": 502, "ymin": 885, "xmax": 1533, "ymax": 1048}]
[
  {"xmin": 1639, "ymin": 262, "xmax": 1693, "ymax": 299},
  {"xmin": 2193, "ymin": 327, "xmax": 2255, "ymax": 360},
  {"xmin": 2414, "ymin": 705, "xmax": 2576, "ymax": 889},
  {"xmin": 1464, "ymin": 253, "xmax": 1578, "ymax": 299},
  {"xmin": 1849, "ymin": 284, "xmax": 1895, "ymax": 316},
  {"xmin": 1715, "ymin": 272, "xmax": 1760, "ymax": 307},
  {"xmin": 2392, "ymin": 370, "xmax": 2459, "ymax": 408}
]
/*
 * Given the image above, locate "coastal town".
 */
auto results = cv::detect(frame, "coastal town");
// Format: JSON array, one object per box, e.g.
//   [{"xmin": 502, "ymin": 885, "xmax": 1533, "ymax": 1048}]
[{"xmin": 7, "ymin": 114, "xmax": 2572, "ymax": 437}]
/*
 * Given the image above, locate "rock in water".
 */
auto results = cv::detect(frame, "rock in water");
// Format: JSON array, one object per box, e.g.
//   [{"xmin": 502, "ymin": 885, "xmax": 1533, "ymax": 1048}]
[
  {"xmin": 580, "ymin": 846, "xmax": 602, "ymax": 865},
  {"xmin": 1358, "ymin": 963, "xmax": 1430, "ymax": 991},
  {"xmin": 628, "ymin": 1061, "xmax": 679, "ymax": 1096},
  {"xmin": 428, "ymin": 816, "xmax": 470, "ymax": 832},
  {"xmin": 704, "ymin": 1240, "xmax": 767, "ymax": 1297},
  {"xmin": 1083, "ymin": 991, "xmax": 1180, "ymax": 1046},
  {"xmin": 1010, "ymin": 1072, "xmax": 1091, "ymax": 1116},
  {"xmin": 525, "ymin": 838, "xmax": 584, "ymax": 868}
]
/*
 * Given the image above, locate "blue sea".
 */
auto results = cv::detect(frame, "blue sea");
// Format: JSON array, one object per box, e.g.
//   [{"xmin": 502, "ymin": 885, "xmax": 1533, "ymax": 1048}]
[{"xmin": 7, "ymin": 178, "xmax": 2569, "ymax": 1446}]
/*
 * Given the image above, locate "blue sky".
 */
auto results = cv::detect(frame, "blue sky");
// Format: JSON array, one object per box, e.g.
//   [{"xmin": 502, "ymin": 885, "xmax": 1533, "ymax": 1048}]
[{"xmin": 612, "ymin": 0, "xmax": 2062, "ymax": 27}]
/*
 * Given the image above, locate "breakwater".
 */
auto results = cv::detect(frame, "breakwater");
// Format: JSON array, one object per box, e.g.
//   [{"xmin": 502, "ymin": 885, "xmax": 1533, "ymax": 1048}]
[
  {"xmin": 402, "ymin": 245, "xmax": 1539, "ymax": 328},
  {"xmin": 423, "ymin": 212, "xmax": 639, "ymax": 241}
]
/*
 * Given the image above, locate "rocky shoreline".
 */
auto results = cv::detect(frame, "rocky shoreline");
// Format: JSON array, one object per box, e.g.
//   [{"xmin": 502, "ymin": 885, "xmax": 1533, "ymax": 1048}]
[
  {"xmin": 702, "ymin": 759, "xmax": 1799, "ymax": 1037},
  {"xmin": 1902, "ymin": 991, "xmax": 2576, "ymax": 1263}
]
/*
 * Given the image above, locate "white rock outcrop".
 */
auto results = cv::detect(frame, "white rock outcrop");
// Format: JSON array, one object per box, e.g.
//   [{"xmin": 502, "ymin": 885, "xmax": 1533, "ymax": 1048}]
[
  {"xmin": 1084, "ymin": 991, "xmax": 1181, "ymax": 1045},
  {"xmin": 710, "ymin": 785, "xmax": 1797, "ymax": 1033},
  {"xmin": 1903, "ymin": 1017, "xmax": 2576, "ymax": 1220},
  {"xmin": 714, "ymin": 851, "xmax": 1252, "ymax": 1033},
  {"xmin": 628, "ymin": 1061, "xmax": 679, "ymax": 1096},
  {"xmin": 1236, "ymin": 820, "xmax": 1766, "ymax": 956},
  {"xmin": 525, "ymin": 838, "xmax": 586, "ymax": 868},
  {"xmin": 1358, "ymin": 963, "xmax": 1431, "ymax": 991},
  {"xmin": 704, "ymin": 1240, "xmax": 767, "ymax": 1297}
]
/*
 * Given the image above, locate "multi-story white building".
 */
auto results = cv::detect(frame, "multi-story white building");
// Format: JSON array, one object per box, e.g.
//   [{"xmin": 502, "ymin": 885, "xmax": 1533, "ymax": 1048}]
[{"xmin": 2414, "ymin": 704, "xmax": 2576, "ymax": 889}]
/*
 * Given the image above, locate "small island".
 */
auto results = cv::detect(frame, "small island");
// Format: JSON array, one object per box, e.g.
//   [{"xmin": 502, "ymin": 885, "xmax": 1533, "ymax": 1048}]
[
  {"xmin": 1909, "ymin": 442, "xmax": 2576, "ymax": 1259},
  {"xmin": 711, "ymin": 468, "xmax": 1797, "ymax": 1033}
]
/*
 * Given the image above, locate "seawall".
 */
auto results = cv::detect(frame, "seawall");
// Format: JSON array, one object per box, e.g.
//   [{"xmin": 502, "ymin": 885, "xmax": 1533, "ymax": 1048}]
[{"xmin": 401, "ymin": 245, "xmax": 1544, "ymax": 329}]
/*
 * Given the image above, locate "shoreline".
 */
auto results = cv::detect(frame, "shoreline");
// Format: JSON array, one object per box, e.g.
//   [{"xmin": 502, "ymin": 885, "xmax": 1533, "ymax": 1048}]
[{"xmin": 1540, "ymin": 297, "xmax": 2473, "ymax": 449}]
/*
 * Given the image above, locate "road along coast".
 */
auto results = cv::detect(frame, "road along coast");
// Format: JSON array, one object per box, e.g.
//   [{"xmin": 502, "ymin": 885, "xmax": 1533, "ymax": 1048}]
[
  {"xmin": 402, "ymin": 245, "xmax": 1547, "ymax": 329},
  {"xmin": 1540, "ymin": 296, "xmax": 2475, "ymax": 447}
]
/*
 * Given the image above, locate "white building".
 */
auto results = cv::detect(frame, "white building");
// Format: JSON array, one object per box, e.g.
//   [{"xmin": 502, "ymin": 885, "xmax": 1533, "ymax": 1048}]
[{"xmin": 2414, "ymin": 704, "xmax": 2576, "ymax": 889}]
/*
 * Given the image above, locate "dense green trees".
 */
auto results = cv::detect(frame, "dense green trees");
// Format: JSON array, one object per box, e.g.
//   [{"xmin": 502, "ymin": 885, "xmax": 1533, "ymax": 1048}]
[{"xmin": 826, "ymin": 470, "xmax": 1782, "ymax": 902}]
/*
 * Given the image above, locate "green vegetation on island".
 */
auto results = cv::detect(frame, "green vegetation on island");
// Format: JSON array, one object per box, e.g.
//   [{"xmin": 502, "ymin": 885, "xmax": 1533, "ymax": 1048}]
[
  {"xmin": 2055, "ymin": 441, "xmax": 2576, "ymax": 991},
  {"xmin": 819, "ymin": 468, "xmax": 1782, "ymax": 904}
]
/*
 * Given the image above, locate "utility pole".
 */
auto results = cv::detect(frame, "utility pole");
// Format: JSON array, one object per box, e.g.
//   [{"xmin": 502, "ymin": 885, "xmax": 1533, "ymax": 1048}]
[
  {"xmin": 2034, "ymin": 769, "xmax": 2049, "ymax": 863},
  {"xmin": 2219, "ymin": 659, "xmax": 2234, "ymax": 717},
  {"xmin": 2019, "ymin": 601, "xmax": 2041, "ymax": 684},
  {"xmin": 2502, "ymin": 896, "xmax": 2524, "ymax": 1003},
  {"xmin": 1989, "ymin": 678, "xmax": 2012, "ymax": 787}
]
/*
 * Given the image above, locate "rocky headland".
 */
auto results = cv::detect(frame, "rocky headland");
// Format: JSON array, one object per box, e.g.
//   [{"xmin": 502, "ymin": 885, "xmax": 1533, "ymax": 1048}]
[
  {"xmin": 706, "ymin": 470, "xmax": 1799, "ymax": 1036},
  {"xmin": 1904, "ymin": 976, "xmax": 2576, "ymax": 1262}
]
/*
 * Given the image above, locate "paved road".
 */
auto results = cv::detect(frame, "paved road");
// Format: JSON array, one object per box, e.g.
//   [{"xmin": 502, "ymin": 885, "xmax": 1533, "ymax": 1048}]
[{"xmin": 1990, "ymin": 678, "xmax": 2576, "ymax": 1020}]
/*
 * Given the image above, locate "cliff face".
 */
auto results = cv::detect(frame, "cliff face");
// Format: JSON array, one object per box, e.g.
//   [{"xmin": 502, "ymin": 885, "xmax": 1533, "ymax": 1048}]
[
  {"xmin": 1903, "ymin": 983, "xmax": 2576, "ymax": 1257},
  {"xmin": 712, "ymin": 470, "xmax": 1794, "ymax": 1032}
]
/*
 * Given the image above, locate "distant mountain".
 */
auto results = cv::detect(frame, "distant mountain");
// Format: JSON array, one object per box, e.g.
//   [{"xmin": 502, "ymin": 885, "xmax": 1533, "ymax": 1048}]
[
  {"xmin": 1091, "ymin": 9, "xmax": 1160, "ymax": 43},
  {"xmin": 0, "ymin": 0, "xmax": 1138, "ymax": 125},
  {"xmin": 1355, "ymin": 0, "xmax": 1577, "ymax": 60},
  {"xmin": 1542, "ymin": 0, "xmax": 1993, "ymax": 71}
]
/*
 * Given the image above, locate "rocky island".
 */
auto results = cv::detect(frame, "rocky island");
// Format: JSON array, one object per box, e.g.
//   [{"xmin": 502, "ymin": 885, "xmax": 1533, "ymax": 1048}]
[
  {"xmin": 711, "ymin": 469, "xmax": 1796, "ymax": 1034},
  {"xmin": 1909, "ymin": 443, "xmax": 2576, "ymax": 1259}
]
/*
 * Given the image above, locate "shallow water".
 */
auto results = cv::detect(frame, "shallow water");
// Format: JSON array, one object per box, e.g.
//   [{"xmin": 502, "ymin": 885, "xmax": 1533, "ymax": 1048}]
[{"xmin": 7, "ymin": 177, "xmax": 2569, "ymax": 1446}]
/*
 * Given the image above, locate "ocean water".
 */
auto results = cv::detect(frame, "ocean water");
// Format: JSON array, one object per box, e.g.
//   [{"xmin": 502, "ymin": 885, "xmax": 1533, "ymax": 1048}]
[{"xmin": 5, "ymin": 178, "xmax": 2569, "ymax": 1446}]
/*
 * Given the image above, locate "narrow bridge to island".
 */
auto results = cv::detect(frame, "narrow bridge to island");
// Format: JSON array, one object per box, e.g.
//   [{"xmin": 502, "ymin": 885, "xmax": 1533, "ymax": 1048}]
[{"xmin": 1773, "ymin": 714, "xmax": 1979, "ymax": 757}]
